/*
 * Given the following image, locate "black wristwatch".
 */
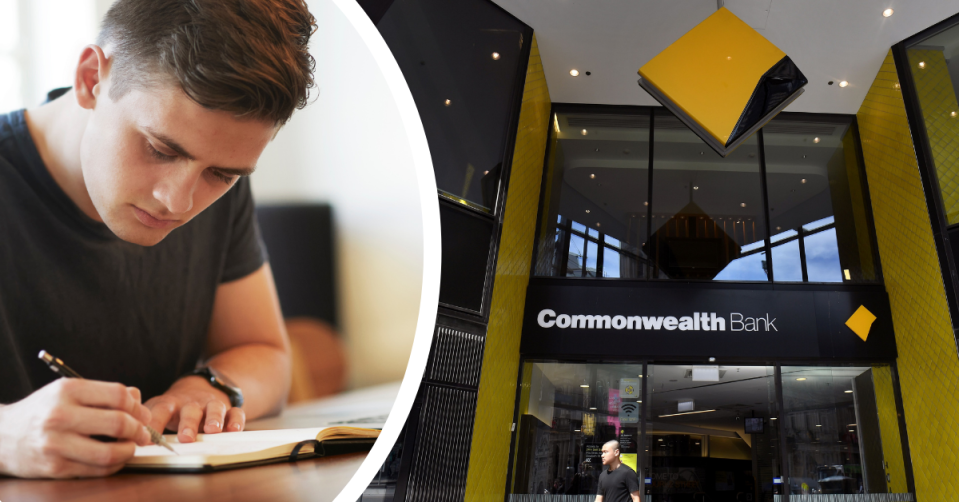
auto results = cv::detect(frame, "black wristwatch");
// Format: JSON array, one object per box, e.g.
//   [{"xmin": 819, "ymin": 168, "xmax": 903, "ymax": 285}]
[{"xmin": 191, "ymin": 366, "xmax": 244, "ymax": 408}]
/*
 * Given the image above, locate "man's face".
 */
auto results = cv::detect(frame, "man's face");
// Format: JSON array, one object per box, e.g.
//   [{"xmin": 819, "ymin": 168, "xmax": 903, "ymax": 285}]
[
  {"xmin": 79, "ymin": 79, "xmax": 275, "ymax": 246},
  {"xmin": 600, "ymin": 444, "xmax": 619, "ymax": 466}
]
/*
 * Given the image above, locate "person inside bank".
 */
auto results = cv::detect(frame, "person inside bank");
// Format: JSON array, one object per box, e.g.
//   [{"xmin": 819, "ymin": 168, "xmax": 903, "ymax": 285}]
[{"xmin": 0, "ymin": 0, "xmax": 318, "ymax": 478}]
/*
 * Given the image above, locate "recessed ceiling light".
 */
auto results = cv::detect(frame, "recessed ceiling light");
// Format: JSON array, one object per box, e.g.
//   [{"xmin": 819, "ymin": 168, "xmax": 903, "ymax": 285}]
[
  {"xmin": 484, "ymin": 170, "xmax": 489, "ymax": 175},
  {"xmin": 797, "ymin": 377, "xmax": 807, "ymax": 381},
  {"xmin": 491, "ymin": 52, "xmax": 501, "ymax": 60},
  {"xmin": 585, "ymin": 209, "xmax": 590, "ymax": 213},
  {"xmin": 849, "ymin": 429, "xmax": 855, "ymax": 432},
  {"xmin": 771, "ymin": 417, "xmax": 777, "ymax": 420},
  {"xmin": 570, "ymin": 69, "xmax": 580, "ymax": 76},
  {"xmin": 596, "ymin": 222, "xmax": 601, "ymax": 227},
  {"xmin": 883, "ymin": 8, "xmax": 894, "ymax": 17},
  {"xmin": 590, "ymin": 174, "xmax": 596, "ymax": 179},
  {"xmin": 580, "ymin": 384, "xmax": 589, "ymax": 388},
  {"xmin": 776, "ymin": 226, "xmax": 781, "ymax": 230},
  {"xmin": 816, "ymin": 424, "xmax": 822, "ymax": 427},
  {"xmin": 595, "ymin": 148, "xmax": 600, "ymax": 152},
  {"xmin": 444, "ymin": 99, "xmax": 451, "ymax": 106},
  {"xmin": 581, "ymin": 129, "xmax": 588, "ymax": 136},
  {"xmin": 918, "ymin": 61, "xmax": 926, "ymax": 69},
  {"xmin": 845, "ymin": 390, "xmax": 853, "ymax": 393},
  {"xmin": 589, "ymin": 407, "xmax": 597, "ymax": 410},
  {"xmin": 644, "ymin": 201, "xmax": 648, "ymax": 206},
  {"xmin": 894, "ymin": 82, "xmax": 901, "ymax": 89},
  {"xmin": 740, "ymin": 202, "xmax": 746, "ymax": 207},
  {"xmin": 813, "ymin": 137, "xmax": 820, "ymax": 143},
  {"xmin": 952, "ymin": 111, "xmax": 957, "ymax": 117},
  {"xmin": 693, "ymin": 186, "xmax": 699, "ymax": 190},
  {"xmin": 839, "ymin": 81, "xmax": 849, "ymax": 88},
  {"xmin": 801, "ymin": 178, "xmax": 807, "ymax": 184}
]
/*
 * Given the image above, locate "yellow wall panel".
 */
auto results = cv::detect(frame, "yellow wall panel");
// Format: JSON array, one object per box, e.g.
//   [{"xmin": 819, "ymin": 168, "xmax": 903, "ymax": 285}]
[
  {"xmin": 857, "ymin": 50, "xmax": 959, "ymax": 498},
  {"xmin": 464, "ymin": 34, "xmax": 552, "ymax": 502}
]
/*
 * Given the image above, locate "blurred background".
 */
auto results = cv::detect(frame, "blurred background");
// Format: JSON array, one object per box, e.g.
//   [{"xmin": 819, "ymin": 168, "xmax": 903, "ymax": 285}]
[{"xmin": 2, "ymin": 0, "xmax": 425, "ymax": 395}]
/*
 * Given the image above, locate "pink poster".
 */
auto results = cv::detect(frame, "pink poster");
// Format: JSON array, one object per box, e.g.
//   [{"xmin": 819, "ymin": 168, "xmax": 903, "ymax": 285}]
[{"xmin": 607, "ymin": 389, "xmax": 621, "ymax": 429}]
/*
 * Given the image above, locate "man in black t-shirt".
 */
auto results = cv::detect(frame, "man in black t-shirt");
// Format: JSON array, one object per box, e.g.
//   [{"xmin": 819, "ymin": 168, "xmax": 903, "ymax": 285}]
[
  {"xmin": 596, "ymin": 440, "xmax": 641, "ymax": 502},
  {"xmin": 0, "ymin": 0, "xmax": 317, "ymax": 478}
]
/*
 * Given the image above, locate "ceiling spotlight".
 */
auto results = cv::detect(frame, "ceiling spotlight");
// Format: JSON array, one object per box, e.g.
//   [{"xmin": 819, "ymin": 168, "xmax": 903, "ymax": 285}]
[
  {"xmin": 839, "ymin": 81, "xmax": 849, "ymax": 88},
  {"xmin": 952, "ymin": 111, "xmax": 957, "ymax": 117},
  {"xmin": 801, "ymin": 178, "xmax": 807, "ymax": 183},
  {"xmin": 596, "ymin": 222, "xmax": 601, "ymax": 227},
  {"xmin": 581, "ymin": 129, "xmax": 588, "ymax": 136},
  {"xmin": 797, "ymin": 377, "xmax": 807, "ymax": 381},
  {"xmin": 845, "ymin": 390, "xmax": 853, "ymax": 393},
  {"xmin": 816, "ymin": 424, "xmax": 823, "ymax": 427},
  {"xmin": 918, "ymin": 61, "xmax": 926, "ymax": 69},
  {"xmin": 693, "ymin": 186, "xmax": 699, "ymax": 190},
  {"xmin": 776, "ymin": 226, "xmax": 781, "ymax": 230},
  {"xmin": 771, "ymin": 417, "xmax": 777, "ymax": 420},
  {"xmin": 484, "ymin": 170, "xmax": 489, "ymax": 175},
  {"xmin": 590, "ymin": 173, "xmax": 596, "ymax": 179},
  {"xmin": 813, "ymin": 137, "xmax": 821, "ymax": 143},
  {"xmin": 595, "ymin": 148, "xmax": 601, "ymax": 152},
  {"xmin": 894, "ymin": 82, "xmax": 901, "ymax": 89},
  {"xmin": 644, "ymin": 201, "xmax": 649, "ymax": 206},
  {"xmin": 883, "ymin": 8, "xmax": 894, "ymax": 17},
  {"xmin": 580, "ymin": 384, "xmax": 589, "ymax": 388},
  {"xmin": 708, "ymin": 357, "xmax": 716, "ymax": 362},
  {"xmin": 740, "ymin": 202, "xmax": 746, "ymax": 207},
  {"xmin": 585, "ymin": 210, "xmax": 591, "ymax": 213},
  {"xmin": 444, "ymin": 99, "xmax": 451, "ymax": 106},
  {"xmin": 570, "ymin": 69, "xmax": 580, "ymax": 77},
  {"xmin": 491, "ymin": 52, "xmax": 501, "ymax": 60}
]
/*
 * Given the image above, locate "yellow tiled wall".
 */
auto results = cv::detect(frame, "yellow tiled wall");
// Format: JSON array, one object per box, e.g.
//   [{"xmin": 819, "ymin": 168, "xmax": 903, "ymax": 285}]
[
  {"xmin": 464, "ymin": 34, "xmax": 552, "ymax": 502},
  {"xmin": 872, "ymin": 365, "xmax": 907, "ymax": 493},
  {"xmin": 905, "ymin": 49, "xmax": 959, "ymax": 225},
  {"xmin": 857, "ymin": 50, "xmax": 959, "ymax": 499}
]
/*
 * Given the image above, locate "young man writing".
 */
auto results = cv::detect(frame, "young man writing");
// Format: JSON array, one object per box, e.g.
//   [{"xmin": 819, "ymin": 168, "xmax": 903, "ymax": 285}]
[
  {"xmin": 596, "ymin": 440, "xmax": 641, "ymax": 502},
  {"xmin": 0, "ymin": 0, "xmax": 316, "ymax": 478}
]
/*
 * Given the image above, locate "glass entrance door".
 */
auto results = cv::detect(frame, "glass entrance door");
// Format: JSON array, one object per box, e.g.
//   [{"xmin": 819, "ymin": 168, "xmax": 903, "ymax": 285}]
[{"xmin": 645, "ymin": 365, "xmax": 782, "ymax": 502}]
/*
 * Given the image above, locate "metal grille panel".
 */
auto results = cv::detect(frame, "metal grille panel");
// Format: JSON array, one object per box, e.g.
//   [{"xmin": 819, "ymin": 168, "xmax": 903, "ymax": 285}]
[
  {"xmin": 406, "ymin": 386, "xmax": 477, "ymax": 502},
  {"xmin": 774, "ymin": 495, "xmax": 915, "ymax": 502},
  {"xmin": 427, "ymin": 326, "xmax": 485, "ymax": 388}
]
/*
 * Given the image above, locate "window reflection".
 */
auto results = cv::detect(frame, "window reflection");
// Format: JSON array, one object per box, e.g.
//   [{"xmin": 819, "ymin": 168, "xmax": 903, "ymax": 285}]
[
  {"xmin": 533, "ymin": 110, "xmax": 880, "ymax": 284},
  {"xmin": 764, "ymin": 115, "xmax": 877, "ymax": 282},
  {"xmin": 649, "ymin": 112, "xmax": 768, "ymax": 281}
]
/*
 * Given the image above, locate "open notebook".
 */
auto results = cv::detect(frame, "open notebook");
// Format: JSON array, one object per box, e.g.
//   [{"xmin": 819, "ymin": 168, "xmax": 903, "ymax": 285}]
[{"xmin": 126, "ymin": 426, "xmax": 380, "ymax": 472}]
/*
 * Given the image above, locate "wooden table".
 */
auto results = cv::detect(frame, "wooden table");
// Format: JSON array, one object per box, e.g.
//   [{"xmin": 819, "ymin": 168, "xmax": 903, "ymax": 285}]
[
  {"xmin": 0, "ymin": 453, "xmax": 365, "ymax": 502},
  {"xmin": 0, "ymin": 382, "xmax": 401, "ymax": 502}
]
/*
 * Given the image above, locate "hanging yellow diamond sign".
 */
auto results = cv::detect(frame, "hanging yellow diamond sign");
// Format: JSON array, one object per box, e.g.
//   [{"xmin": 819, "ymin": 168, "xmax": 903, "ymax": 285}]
[
  {"xmin": 637, "ymin": 7, "xmax": 808, "ymax": 157},
  {"xmin": 846, "ymin": 305, "xmax": 877, "ymax": 342}
]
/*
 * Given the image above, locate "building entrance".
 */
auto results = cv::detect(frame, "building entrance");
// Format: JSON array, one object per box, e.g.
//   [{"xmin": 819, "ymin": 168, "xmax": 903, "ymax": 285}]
[
  {"xmin": 645, "ymin": 365, "xmax": 780, "ymax": 502},
  {"xmin": 509, "ymin": 361, "xmax": 913, "ymax": 502}
]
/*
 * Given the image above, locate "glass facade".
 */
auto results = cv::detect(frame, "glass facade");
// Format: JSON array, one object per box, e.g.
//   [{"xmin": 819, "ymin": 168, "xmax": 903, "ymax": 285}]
[
  {"xmin": 375, "ymin": 0, "xmax": 529, "ymax": 212},
  {"xmin": 510, "ymin": 362, "xmax": 912, "ymax": 501},
  {"xmin": 533, "ymin": 109, "xmax": 881, "ymax": 283},
  {"xmin": 904, "ymin": 25, "xmax": 959, "ymax": 226}
]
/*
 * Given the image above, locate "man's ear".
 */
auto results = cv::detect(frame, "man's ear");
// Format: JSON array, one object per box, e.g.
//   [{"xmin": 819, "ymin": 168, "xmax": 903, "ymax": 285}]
[{"xmin": 75, "ymin": 45, "xmax": 109, "ymax": 110}]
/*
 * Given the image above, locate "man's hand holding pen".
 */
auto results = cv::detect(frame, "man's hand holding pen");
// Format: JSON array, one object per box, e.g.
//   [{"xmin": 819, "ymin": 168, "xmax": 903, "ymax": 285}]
[{"xmin": 0, "ymin": 379, "xmax": 153, "ymax": 478}]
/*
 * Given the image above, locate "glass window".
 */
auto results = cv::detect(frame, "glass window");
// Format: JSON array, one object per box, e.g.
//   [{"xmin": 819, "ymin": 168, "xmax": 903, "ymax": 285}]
[
  {"xmin": 375, "ymin": 0, "xmax": 528, "ymax": 211},
  {"xmin": 905, "ymin": 25, "xmax": 959, "ymax": 226},
  {"xmin": 781, "ymin": 366, "xmax": 912, "ymax": 496},
  {"xmin": 511, "ymin": 362, "xmax": 645, "ymax": 496},
  {"xmin": 645, "ymin": 365, "xmax": 781, "ymax": 502},
  {"xmin": 763, "ymin": 115, "xmax": 879, "ymax": 283},
  {"xmin": 650, "ymin": 111, "xmax": 768, "ymax": 281},
  {"xmin": 533, "ymin": 112, "xmax": 651, "ymax": 278}
]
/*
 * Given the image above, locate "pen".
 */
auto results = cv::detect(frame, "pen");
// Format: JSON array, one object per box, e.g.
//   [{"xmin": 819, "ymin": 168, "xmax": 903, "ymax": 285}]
[{"xmin": 38, "ymin": 350, "xmax": 179, "ymax": 455}]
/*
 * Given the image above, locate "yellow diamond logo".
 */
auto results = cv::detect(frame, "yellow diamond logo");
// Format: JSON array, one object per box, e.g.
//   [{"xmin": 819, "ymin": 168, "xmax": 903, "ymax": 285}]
[
  {"xmin": 846, "ymin": 305, "xmax": 877, "ymax": 342},
  {"xmin": 625, "ymin": 385, "xmax": 635, "ymax": 395}
]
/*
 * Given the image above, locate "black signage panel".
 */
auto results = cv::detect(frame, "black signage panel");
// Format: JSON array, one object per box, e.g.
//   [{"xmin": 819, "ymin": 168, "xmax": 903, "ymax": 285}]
[{"xmin": 521, "ymin": 280, "xmax": 897, "ymax": 361}]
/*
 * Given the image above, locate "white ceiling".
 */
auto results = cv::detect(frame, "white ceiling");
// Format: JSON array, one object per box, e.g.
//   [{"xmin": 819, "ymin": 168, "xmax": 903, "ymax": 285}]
[{"xmin": 492, "ymin": 0, "xmax": 959, "ymax": 113}]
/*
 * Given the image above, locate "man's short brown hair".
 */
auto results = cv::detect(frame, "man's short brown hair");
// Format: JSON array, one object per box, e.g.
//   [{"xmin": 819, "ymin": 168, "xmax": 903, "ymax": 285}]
[{"xmin": 97, "ymin": 0, "xmax": 316, "ymax": 125}]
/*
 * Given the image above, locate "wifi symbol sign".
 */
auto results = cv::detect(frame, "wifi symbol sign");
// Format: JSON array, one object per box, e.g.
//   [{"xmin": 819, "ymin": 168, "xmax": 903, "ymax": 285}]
[{"xmin": 620, "ymin": 401, "xmax": 640, "ymax": 423}]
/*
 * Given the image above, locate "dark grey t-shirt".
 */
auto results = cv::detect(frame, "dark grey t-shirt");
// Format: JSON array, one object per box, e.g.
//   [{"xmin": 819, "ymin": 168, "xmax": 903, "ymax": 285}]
[
  {"xmin": 597, "ymin": 463, "xmax": 639, "ymax": 502},
  {"xmin": 0, "ymin": 109, "xmax": 266, "ymax": 404}
]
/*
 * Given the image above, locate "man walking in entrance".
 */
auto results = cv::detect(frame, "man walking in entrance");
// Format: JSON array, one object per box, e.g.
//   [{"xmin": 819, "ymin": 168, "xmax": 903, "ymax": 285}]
[{"xmin": 596, "ymin": 439, "xmax": 641, "ymax": 502}]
